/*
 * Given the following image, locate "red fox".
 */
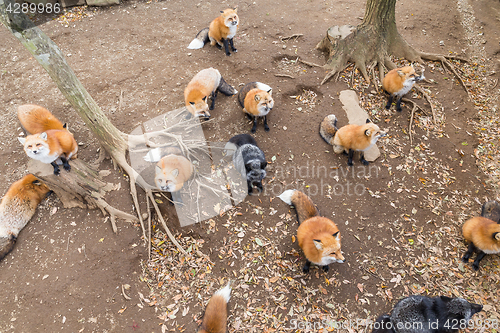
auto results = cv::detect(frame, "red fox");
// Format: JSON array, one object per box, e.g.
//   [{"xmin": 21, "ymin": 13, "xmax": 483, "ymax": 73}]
[
  {"xmin": 154, "ymin": 154, "xmax": 194, "ymax": 200},
  {"xmin": 0, "ymin": 174, "xmax": 51, "ymax": 260},
  {"xmin": 18, "ymin": 130, "xmax": 78, "ymax": 175},
  {"xmin": 382, "ymin": 65, "xmax": 425, "ymax": 112},
  {"xmin": 237, "ymin": 82, "xmax": 274, "ymax": 133},
  {"xmin": 198, "ymin": 282, "xmax": 231, "ymax": 333},
  {"xmin": 184, "ymin": 68, "xmax": 238, "ymax": 119},
  {"xmin": 17, "ymin": 104, "xmax": 67, "ymax": 134},
  {"xmin": 188, "ymin": 8, "xmax": 239, "ymax": 56},
  {"xmin": 462, "ymin": 216, "xmax": 500, "ymax": 271},
  {"xmin": 278, "ymin": 189, "xmax": 345, "ymax": 273},
  {"xmin": 320, "ymin": 114, "xmax": 387, "ymax": 166}
]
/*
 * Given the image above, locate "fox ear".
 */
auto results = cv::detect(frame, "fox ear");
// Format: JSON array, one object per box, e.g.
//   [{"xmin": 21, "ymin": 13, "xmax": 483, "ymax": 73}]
[
  {"xmin": 220, "ymin": 10, "xmax": 224, "ymax": 13},
  {"xmin": 32, "ymin": 179, "xmax": 42, "ymax": 185},
  {"xmin": 233, "ymin": 5, "xmax": 238, "ymax": 12},
  {"xmin": 260, "ymin": 161, "xmax": 268, "ymax": 169},
  {"xmin": 254, "ymin": 95, "xmax": 261, "ymax": 102},
  {"xmin": 40, "ymin": 132, "xmax": 48, "ymax": 140},
  {"xmin": 397, "ymin": 70, "xmax": 405, "ymax": 77},
  {"xmin": 202, "ymin": 96, "xmax": 208, "ymax": 102},
  {"xmin": 267, "ymin": 88, "xmax": 272, "ymax": 95},
  {"xmin": 189, "ymin": 101, "xmax": 195, "ymax": 105},
  {"xmin": 365, "ymin": 118, "xmax": 371, "ymax": 124},
  {"xmin": 171, "ymin": 168, "xmax": 179, "ymax": 177},
  {"xmin": 440, "ymin": 296, "xmax": 453, "ymax": 303},
  {"xmin": 18, "ymin": 137, "xmax": 26, "ymax": 145},
  {"xmin": 364, "ymin": 129, "xmax": 371, "ymax": 137},
  {"xmin": 495, "ymin": 232, "xmax": 500, "ymax": 241},
  {"xmin": 63, "ymin": 123, "xmax": 67, "ymax": 129},
  {"xmin": 332, "ymin": 231, "xmax": 340, "ymax": 241},
  {"xmin": 313, "ymin": 239, "xmax": 323, "ymax": 250},
  {"xmin": 155, "ymin": 165, "xmax": 163, "ymax": 175}
]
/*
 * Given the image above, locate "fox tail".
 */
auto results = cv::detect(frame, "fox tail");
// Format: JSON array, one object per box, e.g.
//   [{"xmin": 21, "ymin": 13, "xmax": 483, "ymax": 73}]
[{"xmin": 187, "ymin": 28, "xmax": 210, "ymax": 49}]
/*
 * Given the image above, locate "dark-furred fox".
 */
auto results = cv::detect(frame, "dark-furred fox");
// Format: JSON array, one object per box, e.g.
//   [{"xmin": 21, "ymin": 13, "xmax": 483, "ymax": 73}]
[
  {"xmin": 0, "ymin": 174, "xmax": 51, "ymax": 260},
  {"xmin": 184, "ymin": 68, "xmax": 237, "ymax": 119},
  {"xmin": 382, "ymin": 65, "xmax": 425, "ymax": 112},
  {"xmin": 278, "ymin": 189, "xmax": 344, "ymax": 273},
  {"xmin": 320, "ymin": 114, "xmax": 386, "ymax": 166},
  {"xmin": 237, "ymin": 82, "xmax": 274, "ymax": 133},
  {"xmin": 198, "ymin": 282, "xmax": 231, "ymax": 333},
  {"xmin": 188, "ymin": 8, "xmax": 239, "ymax": 56}
]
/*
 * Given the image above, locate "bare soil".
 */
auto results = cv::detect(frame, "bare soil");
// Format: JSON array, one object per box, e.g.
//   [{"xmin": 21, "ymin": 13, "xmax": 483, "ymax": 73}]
[{"xmin": 0, "ymin": 0, "xmax": 499, "ymax": 332}]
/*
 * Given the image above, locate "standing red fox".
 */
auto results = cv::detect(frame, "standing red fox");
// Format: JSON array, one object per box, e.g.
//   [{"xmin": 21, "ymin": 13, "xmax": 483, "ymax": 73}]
[
  {"xmin": 188, "ymin": 8, "xmax": 239, "ymax": 56},
  {"xmin": 198, "ymin": 282, "xmax": 231, "ymax": 333},
  {"xmin": 278, "ymin": 189, "xmax": 345, "ymax": 273},
  {"xmin": 462, "ymin": 216, "xmax": 500, "ymax": 271},
  {"xmin": 0, "ymin": 174, "xmax": 50, "ymax": 260},
  {"xmin": 320, "ymin": 115, "xmax": 387, "ymax": 166},
  {"xmin": 17, "ymin": 104, "xmax": 67, "ymax": 134},
  {"xmin": 382, "ymin": 65, "xmax": 425, "ymax": 112},
  {"xmin": 18, "ymin": 130, "xmax": 78, "ymax": 175},
  {"xmin": 237, "ymin": 82, "xmax": 274, "ymax": 133},
  {"xmin": 184, "ymin": 68, "xmax": 237, "ymax": 119}
]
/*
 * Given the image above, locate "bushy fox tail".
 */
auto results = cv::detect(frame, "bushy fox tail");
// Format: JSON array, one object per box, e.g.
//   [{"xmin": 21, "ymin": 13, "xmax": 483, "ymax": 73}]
[
  {"xmin": 278, "ymin": 190, "xmax": 320, "ymax": 224},
  {"xmin": 319, "ymin": 114, "xmax": 338, "ymax": 145},
  {"xmin": 218, "ymin": 76, "xmax": 238, "ymax": 96},
  {"xmin": 198, "ymin": 281, "xmax": 231, "ymax": 333},
  {"xmin": 188, "ymin": 28, "xmax": 210, "ymax": 49}
]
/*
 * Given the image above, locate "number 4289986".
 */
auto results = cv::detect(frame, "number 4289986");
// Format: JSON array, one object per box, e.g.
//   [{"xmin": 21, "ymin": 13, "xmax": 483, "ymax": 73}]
[{"xmin": 6, "ymin": 2, "xmax": 61, "ymax": 14}]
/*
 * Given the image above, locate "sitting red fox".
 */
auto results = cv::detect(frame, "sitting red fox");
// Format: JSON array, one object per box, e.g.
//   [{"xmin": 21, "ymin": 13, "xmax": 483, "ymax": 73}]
[
  {"xmin": 154, "ymin": 154, "xmax": 194, "ymax": 203},
  {"xmin": 0, "ymin": 174, "xmax": 51, "ymax": 260},
  {"xmin": 320, "ymin": 114, "xmax": 387, "ymax": 166},
  {"xmin": 237, "ymin": 82, "xmax": 274, "ymax": 133},
  {"xmin": 382, "ymin": 65, "xmax": 425, "ymax": 112},
  {"xmin": 184, "ymin": 68, "xmax": 238, "ymax": 120},
  {"xmin": 198, "ymin": 282, "xmax": 231, "ymax": 333},
  {"xmin": 278, "ymin": 189, "xmax": 345, "ymax": 273},
  {"xmin": 17, "ymin": 104, "xmax": 67, "ymax": 134},
  {"xmin": 188, "ymin": 8, "xmax": 239, "ymax": 56},
  {"xmin": 18, "ymin": 130, "xmax": 78, "ymax": 175},
  {"xmin": 462, "ymin": 216, "xmax": 500, "ymax": 271}
]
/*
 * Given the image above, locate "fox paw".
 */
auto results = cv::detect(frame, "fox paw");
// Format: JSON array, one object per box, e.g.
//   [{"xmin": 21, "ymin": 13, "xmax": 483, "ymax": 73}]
[
  {"xmin": 347, "ymin": 161, "xmax": 353, "ymax": 167},
  {"xmin": 361, "ymin": 159, "xmax": 369, "ymax": 166},
  {"xmin": 264, "ymin": 124, "xmax": 270, "ymax": 132},
  {"xmin": 461, "ymin": 255, "xmax": 470, "ymax": 263},
  {"xmin": 302, "ymin": 266, "xmax": 310, "ymax": 274},
  {"xmin": 53, "ymin": 168, "xmax": 61, "ymax": 176},
  {"xmin": 322, "ymin": 265, "xmax": 329, "ymax": 272},
  {"xmin": 232, "ymin": 48, "xmax": 238, "ymax": 53},
  {"xmin": 385, "ymin": 103, "xmax": 391, "ymax": 110},
  {"xmin": 472, "ymin": 263, "xmax": 480, "ymax": 271},
  {"xmin": 63, "ymin": 164, "xmax": 71, "ymax": 172},
  {"xmin": 225, "ymin": 52, "xmax": 231, "ymax": 56}
]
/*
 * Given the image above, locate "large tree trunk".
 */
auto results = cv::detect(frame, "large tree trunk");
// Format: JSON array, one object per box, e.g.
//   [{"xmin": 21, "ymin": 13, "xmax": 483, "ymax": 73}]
[{"xmin": 316, "ymin": 0, "xmax": 447, "ymax": 85}]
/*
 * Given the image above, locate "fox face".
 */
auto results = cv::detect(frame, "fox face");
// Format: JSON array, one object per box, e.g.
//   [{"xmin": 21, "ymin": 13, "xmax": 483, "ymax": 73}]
[
  {"xmin": 314, "ymin": 232, "xmax": 345, "ymax": 265},
  {"xmin": 186, "ymin": 97, "xmax": 210, "ymax": 119},
  {"xmin": 245, "ymin": 160, "xmax": 267, "ymax": 184},
  {"xmin": 363, "ymin": 122, "xmax": 387, "ymax": 148},
  {"xmin": 254, "ymin": 90, "xmax": 274, "ymax": 116},
  {"xmin": 18, "ymin": 133, "xmax": 55, "ymax": 163},
  {"xmin": 155, "ymin": 166, "xmax": 182, "ymax": 192},
  {"xmin": 222, "ymin": 8, "xmax": 238, "ymax": 28}
]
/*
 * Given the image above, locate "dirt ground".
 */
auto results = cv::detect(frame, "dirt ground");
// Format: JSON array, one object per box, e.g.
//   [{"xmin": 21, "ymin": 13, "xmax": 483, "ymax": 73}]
[{"xmin": 1, "ymin": 0, "xmax": 500, "ymax": 332}]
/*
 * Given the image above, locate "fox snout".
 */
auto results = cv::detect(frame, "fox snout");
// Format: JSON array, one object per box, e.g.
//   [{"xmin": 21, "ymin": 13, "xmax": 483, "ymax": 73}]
[{"xmin": 232, "ymin": 20, "xmax": 238, "ymax": 26}]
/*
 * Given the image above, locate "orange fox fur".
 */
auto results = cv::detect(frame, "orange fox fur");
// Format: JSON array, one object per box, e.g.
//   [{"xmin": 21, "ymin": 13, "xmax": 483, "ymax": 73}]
[
  {"xmin": 198, "ymin": 282, "xmax": 231, "ymax": 333},
  {"xmin": 185, "ymin": 68, "xmax": 222, "ymax": 119},
  {"xmin": 17, "ymin": 104, "xmax": 66, "ymax": 134},
  {"xmin": 154, "ymin": 154, "xmax": 194, "ymax": 193},
  {"xmin": 382, "ymin": 65, "xmax": 424, "ymax": 112},
  {"xmin": 333, "ymin": 122, "xmax": 384, "ymax": 153},
  {"xmin": 278, "ymin": 189, "xmax": 344, "ymax": 273},
  {"xmin": 463, "ymin": 217, "xmax": 500, "ymax": 254},
  {"xmin": 243, "ymin": 89, "xmax": 274, "ymax": 117},
  {"xmin": 0, "ymin": 174, "xmax": 50, "ymax": 260},
  {"xmin": 209, "ymin": 8, "xmax": 239, "ymax": 46}
]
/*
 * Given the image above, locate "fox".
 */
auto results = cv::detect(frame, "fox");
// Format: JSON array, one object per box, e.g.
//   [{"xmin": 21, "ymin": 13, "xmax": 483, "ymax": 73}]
[
  {"xmin": 0, "ymin": 174, "xmax": 51, "ymax": 261},
  {"xmin": 17, "ymin": 104, "xmax": 67, "ymax": 134},
  {"xmin": 372, "ymin": 295, "xmax": 482, "ymax": 333},
  {"xmin": 198, "ymin": 282, "xmax": 231, "ymax": 333},
  {"xmin": 462, "ymin": 216, "xmax": 500, "ymax": 271},
  {"xmin": 278, "ymin": 189, "xmax": 344, "ymax": 273},
  {"xmin": 184, "ymin": 68, "xmax": 238, "ymax": 120},
  {"xmin": 18, "ymin": 130, "xmax": 78, "ymax": 176},
  {"xmin": 320, "ymin": 114, "xmax": 387, "ymax": 166},
  {"xmin": 188, "ymin": 8, "xmax": 239, "ymax": 56},
  {"xmin": 155, "ymin": 154, "xmax": 194, "ymax": 203},
  {"xmin": 237, "ymin": 82, "xmax": 274, "ymax": 133},
  {"xmin": 382, "ymin": 65, "xmax": 425, "ymax": 112}
]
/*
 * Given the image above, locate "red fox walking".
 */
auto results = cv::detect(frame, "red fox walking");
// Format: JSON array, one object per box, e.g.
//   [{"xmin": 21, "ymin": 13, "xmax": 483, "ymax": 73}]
[
  {"xmin": 382, "ymin": 65, "xmax": 425, "ymax": 112},
  {"xmin": 237, "ymin": 82, "xmax": 274, "ymax": 133},
  {"xmin": 17, "ymin": 104, "xmax": 67, "ymax": 134},
  {"xmin": 188, "ymin": 8, "xmax": 239, "ymax": 56},
  {"xmin": 184, "ymin": 68, "xmax": 237, "ymax": 119},
  {"xmin": 462, "ymin": 216, "xmax": 500, "ymax": 271},
  {"xmin": 278, "ymin": 189, "xmax": 345, "ymax": 273},
  {"xmin": 320, "ymin": 115, "xmax": 387, "ymax": 166},
  {"xmin": 0, "ymin": 174, "xmax": 51, "ymax": 260},
  {"xmin": 18, "ymin": 130, "xmax": 78, "ymax": 175},
  {"xmin": 198, "ymin": 282, "xmax": 231, "ymax": 333}
]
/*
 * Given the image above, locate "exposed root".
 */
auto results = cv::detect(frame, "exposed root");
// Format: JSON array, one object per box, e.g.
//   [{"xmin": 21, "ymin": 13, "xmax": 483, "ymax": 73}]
[
  {"xmin": 298, "ymin": 58, "xmax": 323, "ymax": 68},
  {"xmin": 274, "ymin": 73, "xmax": 295, "ymax": 79},
  {"xmin": 401, "ymin": 99, "xmax": 426, "ymax": 145},
  {"xmin": 93, "ymin": 196, "xmax": 138, "ymax": 233},
  {"xmin": 281, "ymin": 33, "xmax": 303, "ymax": 41},
  {"xmin": 146, "ymin": 189, "xmax": 186, "ymax": 255},
  {"xmin": 146, "ymin": 194, "xmax": 151, "ymax": 260}
]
